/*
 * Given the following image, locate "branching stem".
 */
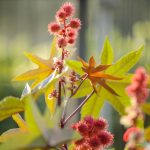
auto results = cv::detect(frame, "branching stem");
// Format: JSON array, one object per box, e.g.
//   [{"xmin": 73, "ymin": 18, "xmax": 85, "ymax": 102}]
[
  {"xmin": 62, "ymin": 89, "xmax": 95, "ymax": 127},
  {"xmin": 60, "ymin": 74, "xmax": 88, "ymax": 128}
]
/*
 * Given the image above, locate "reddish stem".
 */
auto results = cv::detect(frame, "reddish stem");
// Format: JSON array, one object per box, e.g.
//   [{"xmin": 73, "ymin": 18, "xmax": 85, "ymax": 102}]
[{"xmin": 62, "ymin": 89, "xmax": 95, "ymax": 127}]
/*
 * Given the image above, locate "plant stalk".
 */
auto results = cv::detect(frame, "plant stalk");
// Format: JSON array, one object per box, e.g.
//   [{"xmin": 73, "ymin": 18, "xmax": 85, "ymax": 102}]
[{"xmin": 62, "ymin": 89, "xmax": 95, "ymax": 126}]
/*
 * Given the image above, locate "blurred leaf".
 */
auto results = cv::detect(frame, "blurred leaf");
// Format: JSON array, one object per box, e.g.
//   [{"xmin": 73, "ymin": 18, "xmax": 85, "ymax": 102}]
[
  {"xmin": 13, "ymin": 37, "xmax": 57, "ymax": 88},
  {"xmin": 0, "ymin": 96, "xmax": 25, "ymax": 121},
  {"xmin": 141, "ymin": 103, "xmax": 150, "ymax": 115},
  {"xmin": 101, "ymin": 37, "xmax": 114, "ymax": 64},
  {"xmin": 48, "ymin": 128, "xmax": 75, "ymax": 147},
  {"xmin": 145, "ymin": 126, "xmax": 150, "ymax": 141},
  {"xmin": 12, "ymin": 113, "xmax": 28, "ymax": 131},
  {"xmin": 25, "ymin": 96, "xmax": 50, "ymax": 142},
  {"xmin": 136, "ymin": 118, "xmax": 144, "ymax": 129},
  {"xmin": 44, "ymin": 85, "xmax": 56, "ymax": 115},
  {"xmin": 66, "ymin": 60, "xmax": 84, "ymax": 75},
  {"xmin": 44, "ymin": 107, "xmax": 61, "ymax": 128},
  {"xmin": 106, "ymin": 46, "xmax": 144, "ymax": 76},
  {"xmin": 0, "ymin": 128, "xmax": 23, "ymax": 142},
  {"xmin": 0, "ymin": 133, "xmax": 47, "ymax": 150}
]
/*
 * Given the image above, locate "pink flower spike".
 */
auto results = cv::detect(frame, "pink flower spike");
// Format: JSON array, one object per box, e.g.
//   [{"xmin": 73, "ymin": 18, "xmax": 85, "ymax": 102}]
[
  {"xmin": 70, "ymin": 18, "xmax": 81, "ymax": 30},
  {"xmin": 126, "ymin": 67, "xmax": 149, "ymax": 104},
  {"xmin": 48, "ymin": 22, "xmax": 60, "ymax": 34},
  {"xmin": 62, "ymin": 2, "xmax": 75, "ymax": 17}
]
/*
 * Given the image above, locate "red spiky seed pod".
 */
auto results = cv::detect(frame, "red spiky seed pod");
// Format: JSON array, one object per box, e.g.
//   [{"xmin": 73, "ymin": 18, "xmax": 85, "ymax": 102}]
[
  {"xmin": 48, "ymin": 22, "xmax": 60, "ymax": 34},
  {"xmin": 56, "ymin": 9, "xmax": 66, "ymax": 21},
  {"xmin": 67, "ymin": 28, "xmax": 76, "ymax": 37},
  {"xmin": 88, "ymin": 136, "xmax": 100, "ymax": 148},
  {"xmin": 98, "ymin": 131, "xmax": 114, "ymax": 148},
  {"xmin": 68, "ymin": 38, "xmax": 75, "ymax": 44},
  {"xmin": 62, "ymin": 2, "xmax": 75, "ymax": 17},
  {"xmin": 94, "ymin": 118, "xmax": 108, "ymax": 130},
  {"xmin": 57, "ymin": 38, "xmax": 67, "ymax": 48},
  {"xmin": 70, "ymin": 18, "xmax": 81, "ymax": 30},
  {"xmin": 77, "ymin": 122, "xmax": 88, "ymax": 136}
]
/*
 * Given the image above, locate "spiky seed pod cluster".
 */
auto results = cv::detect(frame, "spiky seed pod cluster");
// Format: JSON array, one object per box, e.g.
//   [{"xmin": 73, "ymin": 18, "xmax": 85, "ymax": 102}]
[
  {"xmin": 72, "ymin": 116, "xmax": 114, "ymax": 150},
  {"xmin": 48, "ymin": 2, "xmax": 81, "ymax": 48}
]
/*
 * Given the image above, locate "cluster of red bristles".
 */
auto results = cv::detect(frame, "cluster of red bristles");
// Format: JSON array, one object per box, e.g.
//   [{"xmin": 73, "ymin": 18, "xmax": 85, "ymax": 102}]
[
  {"xmin": 48, "ymin": 2, "xmax": 81, "ymax": 48},
  {"xmin": 127, "ymin": 67, "xmax": 149, "ymax": 104},
  {"xmin": 71, "ymin": 116, "xmax": 114, "ymax": 150}
]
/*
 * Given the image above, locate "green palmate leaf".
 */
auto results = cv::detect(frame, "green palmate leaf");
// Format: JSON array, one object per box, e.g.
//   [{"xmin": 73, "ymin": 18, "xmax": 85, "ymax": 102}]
[
  {"xmin": 66, "ymin": 60, "xmax": 84, "ymax": 75},
  {"xmin": 73, "ymin": 79, "xmax": 93, "ymax": 98},
  {"xmin": 81, "ymin": 46, "xmax": 143, "ymax": 118},
  {"xmin": 101, "ymin": 37, "xmax": 114, "ymax": 64},
  {"xmin": 0, "ymin": 132, "xmax": 47, "ymax": 150},
  {"xmin": 141, "ymin": 103, "xmax": 150, "ymax": 115},
  {"xmin": 81, "ymin": 88, "xmax": 105, "ymax": 118},
  {"xmin": 80, "ymin": 74, "xmax": 132, "ymax": 118},
  {"xmin": 0, "ymin": 96, "xmax": 25, "ymax": 121},
  {"xmin": 103, "ymin": 89, "xmax": 126, "ymax": 115},
  {"xmin": 81, "ymin": 83, "xmax": 127, "ymax": 118},
  {"xmin": 106, "ymin": 81, "xmax": 131, "ymax": 107},
  {"xmin": 25, "ymin": 96, "xmax": 50, "ymax": 142},
  {"xmin": 106, "ymin": 46, "xmax": 144, "ymax": 76},
  {"xmin": 13, "ymin": 37, "xmax": 57, "ymax": 89}
]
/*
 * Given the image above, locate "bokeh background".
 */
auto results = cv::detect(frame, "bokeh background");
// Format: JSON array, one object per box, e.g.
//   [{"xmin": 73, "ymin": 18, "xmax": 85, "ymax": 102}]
[{"xmin": 0, "ymin": 0, "xmax": 150, "ymax": 149}]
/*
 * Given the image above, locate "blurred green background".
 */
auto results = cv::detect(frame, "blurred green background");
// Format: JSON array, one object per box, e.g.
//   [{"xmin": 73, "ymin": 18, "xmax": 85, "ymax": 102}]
[{"xmin": 0, "ymin": 0, "xmax": 150, "ymax": 149}]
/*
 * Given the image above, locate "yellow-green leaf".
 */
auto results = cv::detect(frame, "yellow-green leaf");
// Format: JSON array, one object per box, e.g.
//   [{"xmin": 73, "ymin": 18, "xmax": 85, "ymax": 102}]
[
  {"xmin": 101, "ymin": 37, "xmax": 114, "ymax": 64},
  {"xmin": 12, "ymin": 113, "xmax": 28, "ymax": 131},
  {"xmin": 81, "ymin": 88, "xmax": 105, "ymax": 118},
  {"xmin": 66, "ymin": 60, "xmax": 84, "ymax": 75},
  {"xmin": 25, "ymin": 96, "xmax": 50, "ymax": 143},
  {"xmin": 13, "ymin": 37, "xmax": 57, "ymax": 88},
  {"xmin": 106, "ymin": 46, "xmax": 144, "ymax": 76},
  {"xmin": 0, "ymin": 96, "xmax": 25, "ymax": 121}
]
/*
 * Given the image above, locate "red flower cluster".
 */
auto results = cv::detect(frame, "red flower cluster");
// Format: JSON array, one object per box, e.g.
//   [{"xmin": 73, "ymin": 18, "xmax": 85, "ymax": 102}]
[
  {"xmin": 48, "ymin": 2, "xmax": 81, "ymax": 48},
  {"xmin": 127, "ymin": 67, "xmax": 149, "ymax": 104},
  {"xmin": 72, "ymin": 116, "xmax": 113, "ymax": 150}
]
